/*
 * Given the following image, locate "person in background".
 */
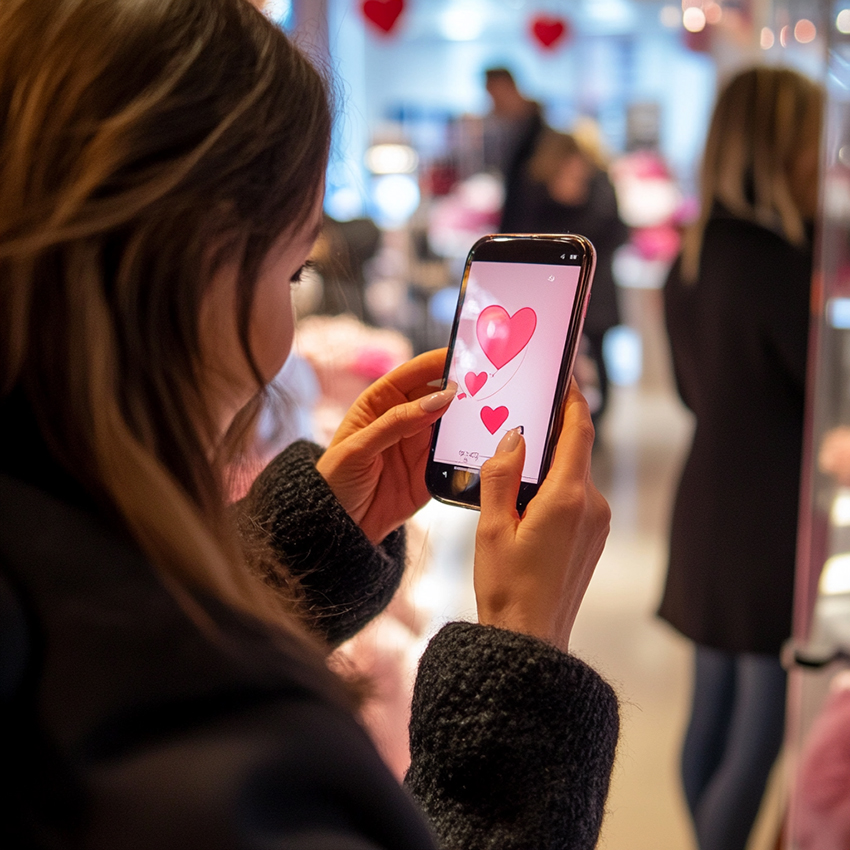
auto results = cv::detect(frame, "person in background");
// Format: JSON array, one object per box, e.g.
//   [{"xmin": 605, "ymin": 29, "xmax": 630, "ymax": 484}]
[
  {"xmin": 482, "ymin": 66, "xmax": 547, "ymax": 232},
  {"xmin": 518, "ymin": 130, "xmax": 628, "ymax": 422},
  {"xmin": 659, "ymin": 66, "xmax": 823, "ymax": 850},
  {"xmin": 311, "ymin": 213, "xmax": 382, "ymax": 323},
  {"xmin": 0, "ymin": 1, "xmax": 619, "ymax": 848}
]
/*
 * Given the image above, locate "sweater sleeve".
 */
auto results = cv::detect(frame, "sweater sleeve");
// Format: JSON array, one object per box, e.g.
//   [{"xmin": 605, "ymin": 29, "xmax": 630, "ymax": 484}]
[
  {"xmin": 234, "ymin": 440, "xmax": 406, "ymax": 648},
  {"xmin": 405, "ymin": 622, "xmax": 619, "ymax": 850}
]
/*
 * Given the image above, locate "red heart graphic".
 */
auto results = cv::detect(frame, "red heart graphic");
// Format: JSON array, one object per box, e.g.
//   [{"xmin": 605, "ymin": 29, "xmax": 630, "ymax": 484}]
[
  {"xmin": 530, "ymin": 15, "xmax": 569, "ymax": 50},
  {"xmin": 481, "ymin": 405, "xmax": 509, "ymax": 435},
  {"xmin": 362, "ymin": 0, "xmax": 404, "ymax": 34},
  {"xmin": 465, "ymin": 371, "xmax": 488, "ymax": 396},
  {"xmin": 477, "ymin": 305, "xmax": 537, "ymax": 370}
]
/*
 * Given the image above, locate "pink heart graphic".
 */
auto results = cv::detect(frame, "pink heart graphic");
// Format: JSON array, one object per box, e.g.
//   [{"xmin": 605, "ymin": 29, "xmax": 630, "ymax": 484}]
[
  {"xmin": 456, "ymin": 392, "xmax": 467, "ymax": 400},
  {"xmin": 477, "ymin": 305, "xmax": 537, "ymax": 370},
  {"xmin": 465, "ymin": 371, "xmax": 488, "ymax": 396},
  {"xmin": 481, "ymin": 405, "xmax": 509, "ymax": 435}
]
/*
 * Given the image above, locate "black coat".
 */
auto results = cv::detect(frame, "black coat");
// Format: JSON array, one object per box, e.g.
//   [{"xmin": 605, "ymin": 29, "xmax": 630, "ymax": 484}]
[
  {"xmin": 659, "ymin": 210, "xmax": 812, "ymax": 655},
  {"xmin": 0, "ymin": 401, "xmax": 619, "ymax": 849},
  {"xmin": 506, "ymin": 170, "xmax": 627, "ymax": 337},
  {"xmin": 497, "ymin": 109, "xmax": 546, "ymax": 234}
]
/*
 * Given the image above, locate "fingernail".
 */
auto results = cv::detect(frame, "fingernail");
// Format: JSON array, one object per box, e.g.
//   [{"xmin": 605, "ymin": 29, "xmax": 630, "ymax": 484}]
[
  {"xmin": 426, "ymin": 379, "xmax": 443, "ymax": 388},
  {"xmin": 420, "ymin": 381, "xmax": 458, "ymax": 412},
  {"xmin": 497, "ymin": 427, "xmax": 522, "ymax": 453}
]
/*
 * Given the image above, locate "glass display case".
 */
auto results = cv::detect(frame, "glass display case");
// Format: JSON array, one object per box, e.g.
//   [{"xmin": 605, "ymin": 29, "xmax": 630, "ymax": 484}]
[{"xmin": 781, "ymin": 1, "xmax": 850, "ymax": 847}]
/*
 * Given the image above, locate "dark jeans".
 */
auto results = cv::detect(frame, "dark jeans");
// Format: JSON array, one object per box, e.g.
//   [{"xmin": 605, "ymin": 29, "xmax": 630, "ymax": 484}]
[{"xmin": 682, "ymin": 645, "xmax": 787, "ymax": 850}]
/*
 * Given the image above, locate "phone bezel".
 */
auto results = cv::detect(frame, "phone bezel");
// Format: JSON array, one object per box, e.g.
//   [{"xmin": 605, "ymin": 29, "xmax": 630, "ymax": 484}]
[{"xmin": 425, "ymin": 233, "xmax": 597, "ymax": 513}]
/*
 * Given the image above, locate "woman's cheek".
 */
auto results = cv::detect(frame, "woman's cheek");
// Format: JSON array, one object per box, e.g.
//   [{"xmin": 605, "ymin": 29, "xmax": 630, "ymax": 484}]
[{"xmin": 250, "ymin": 282, "xmax": 295, "ymax": 383}]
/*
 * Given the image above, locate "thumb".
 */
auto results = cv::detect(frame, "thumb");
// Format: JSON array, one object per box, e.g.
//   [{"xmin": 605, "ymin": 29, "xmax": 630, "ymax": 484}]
[{"xmin": 479, "ymin": 428, "xmax": 526, "ymax": 521}]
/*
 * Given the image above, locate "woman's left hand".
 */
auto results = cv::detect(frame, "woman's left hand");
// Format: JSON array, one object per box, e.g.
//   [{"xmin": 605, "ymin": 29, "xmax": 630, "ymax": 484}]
[{"xmin": 316, "ymin": 348, "xmax": 454, "ymax": 544}]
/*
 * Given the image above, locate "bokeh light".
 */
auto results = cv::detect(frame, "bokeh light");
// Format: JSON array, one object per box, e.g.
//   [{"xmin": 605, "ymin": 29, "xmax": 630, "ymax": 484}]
[
  {"xmin": 704, "ymin": 2, "xmax": 722, "ymax": 25},
  {"xmin": 659, "ymin": 4, "xmax": 681, "ymax": 27},
  {"xmin": 364, "ymin": 143, "xmax": 419, "ymax": 175},
  {"xmin": 682, "ymin": 7, "xmax": 706, "ymax": 32},
  {"xmin": 794, "ymin": 19, "xmax": 817, "ymax": 43},
  {"xmin": 371, "ymin": 174, "xmax": 421, "ymax": 227}
]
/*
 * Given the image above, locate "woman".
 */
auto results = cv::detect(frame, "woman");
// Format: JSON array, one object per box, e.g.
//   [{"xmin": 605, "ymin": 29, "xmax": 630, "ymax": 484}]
[
  {"xmin": 660, "ymin": 66, "xmax": 823, "ymax": 850},
  {"xmin": 521, "ymin": 130, "xmax": 628, "ymax": 422},
  {"xmin": 0, "ymin": 1, "xmax": 618, "ymax": 848}
]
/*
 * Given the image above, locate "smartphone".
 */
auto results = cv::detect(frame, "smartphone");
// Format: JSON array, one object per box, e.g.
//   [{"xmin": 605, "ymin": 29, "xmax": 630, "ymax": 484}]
[{"xmin": 425, "ymin": 233, "xmax": 596, "ymax": 512}]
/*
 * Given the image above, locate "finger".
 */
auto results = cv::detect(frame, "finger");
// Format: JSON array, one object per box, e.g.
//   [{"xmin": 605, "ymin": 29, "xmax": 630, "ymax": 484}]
[
  {"xmin": 479, "ymin": 428, "xmax": 526, "ymax": 523},
  {"xmin": 545, "ymin": 380, "xmax": 596, "ymax": 485},
  {"xmin": 334, "ymin": 349, "xmax": 450, "ymax": 440},
  {"xmin": 383, "ymin": 348, "xmax": 448, "ymax": 400},
  {"xmin": 341, "ymin": 382, "xmax": 457, "ymax": 459}
]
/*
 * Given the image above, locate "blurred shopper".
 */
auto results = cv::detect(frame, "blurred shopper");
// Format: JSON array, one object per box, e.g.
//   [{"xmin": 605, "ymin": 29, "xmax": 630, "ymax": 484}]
[
  {"xmin": 311, "ymin": 214, "xmax": 381, "ymax": 323},
  {"xmin": 482, "ymin": 67, "xmax": 547, "ymax": 232},
  {"xmin": 516, "ymin": 130, "xmax": 628, "ymax": 422},
  {"xmin": 659, "ymin": 66, "xmax": 823, "ymax": 850}
]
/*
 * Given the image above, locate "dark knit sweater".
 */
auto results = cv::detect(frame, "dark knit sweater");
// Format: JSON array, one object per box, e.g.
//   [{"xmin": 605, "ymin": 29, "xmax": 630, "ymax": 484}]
[
  {"xmin": 0, "ymin": 428, "xmax": 619, "ymax": 849},
  {"xmin": 235, "ymin": 441, "xmax": 407, "ymax": 648},
  {"xmin": 407, "ymin": 624, "xmax": 619, "ymax": 850},
  {"xmin": 240, "ymin": 441, "xmax": 620, "ymax": 849}
]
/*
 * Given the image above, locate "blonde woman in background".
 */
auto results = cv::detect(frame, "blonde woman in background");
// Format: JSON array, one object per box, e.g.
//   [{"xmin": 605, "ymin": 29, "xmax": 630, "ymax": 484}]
[
  {"xmin": 0, "ymin": 1, "xmax": 618, "ymax": 847},
  {"xmin": 659, "ymin": 66, "xmax": 823, "ymax": 850}
]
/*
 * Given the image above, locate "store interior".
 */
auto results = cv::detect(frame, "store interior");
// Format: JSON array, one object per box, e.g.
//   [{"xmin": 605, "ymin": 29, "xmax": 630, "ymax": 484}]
[{"xmin": 250, "ymin": 1, "xmax": 849, "ymax": 848}]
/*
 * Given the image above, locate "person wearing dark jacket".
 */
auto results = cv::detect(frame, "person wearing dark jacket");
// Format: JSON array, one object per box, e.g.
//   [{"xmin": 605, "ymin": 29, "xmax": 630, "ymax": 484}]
[
  {"xmin": 0, "ymin": 2, "xmax": 619, "ymax": 848},
  {"xmin": 659, "ymin": 66, "xmax": 823, "ymax": 850},
  {"xmin": 504, "ymin": 130, "xmax": 628, "ymax": 421},
  {"xmin": 482, "ymin": 67, "xmax": 547, "ymax": 234}
]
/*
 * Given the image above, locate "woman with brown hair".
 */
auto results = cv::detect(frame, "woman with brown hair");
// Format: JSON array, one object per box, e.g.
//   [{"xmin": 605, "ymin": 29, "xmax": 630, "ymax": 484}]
[
  {"xmin": 519, "ymin": 130, "xmax": 628, "ymax": 422},
  {"xmin": 0, "ymin": 1, "xmax": 618, "ymax": 847},
  {"xmin": 660, "ymin": 65, "xmax": 823, "ymax": 850}
]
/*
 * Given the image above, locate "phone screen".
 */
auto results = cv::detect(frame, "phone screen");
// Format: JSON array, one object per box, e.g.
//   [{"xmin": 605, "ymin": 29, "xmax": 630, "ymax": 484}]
[{"xmin": 432, "ymin": 258, "xmax": 581, "ymax": 484}]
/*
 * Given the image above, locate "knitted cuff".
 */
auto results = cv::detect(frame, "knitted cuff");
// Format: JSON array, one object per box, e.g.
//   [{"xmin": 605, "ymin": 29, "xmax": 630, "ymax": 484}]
[
  {"xmin": 236, "ymin": 440, "xmax": 406, "ymax": 647},
  {"xmin": 406, "ymin": 622, "xmax": 619, "ymax": 850}
]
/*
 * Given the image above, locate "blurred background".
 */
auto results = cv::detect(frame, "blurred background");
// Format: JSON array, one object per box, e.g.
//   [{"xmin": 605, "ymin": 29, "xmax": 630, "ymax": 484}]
[{"xmin": 245, "ymin": 2, "xmax": 850, "ymax": 849}]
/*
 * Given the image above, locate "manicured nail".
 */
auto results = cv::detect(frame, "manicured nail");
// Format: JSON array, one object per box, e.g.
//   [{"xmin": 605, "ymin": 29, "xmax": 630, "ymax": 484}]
[
  {"xmin": 420, "ymin": 381, "xmax": 457, "ymax": 412},
  {"xmin": 426, "ymin": 379, "xmax": 443, "ymax": 388},
  {"xmin": 497, "ymin": 427, "xmax": 522, "ymax": 453}
]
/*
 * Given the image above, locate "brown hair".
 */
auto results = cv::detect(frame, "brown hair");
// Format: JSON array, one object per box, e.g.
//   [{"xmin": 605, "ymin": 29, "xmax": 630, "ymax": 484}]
[
  {"xmin": 681, "ymin": 65, "xmax": 823, "ymax": 282},
  {"xmin": 484, "ymin": 67, "xmax": 516, "ymax": 85},
  {"xmin": 0, "ymin": 0, "xmax": 333, "ymax": 633},
  {"xmin": 527, "ymin": 130, "xmax": 585, "ymax": 185}
]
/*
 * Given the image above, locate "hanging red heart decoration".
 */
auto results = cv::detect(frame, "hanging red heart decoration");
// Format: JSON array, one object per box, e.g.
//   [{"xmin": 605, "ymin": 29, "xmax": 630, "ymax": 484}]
[
  {"xmin": 362, "ymin": 0, "xmax": 404, "ymax": 35},
  {"xmin": 530, "ymin": 14, "xmax": 571, "ymax": 50}
]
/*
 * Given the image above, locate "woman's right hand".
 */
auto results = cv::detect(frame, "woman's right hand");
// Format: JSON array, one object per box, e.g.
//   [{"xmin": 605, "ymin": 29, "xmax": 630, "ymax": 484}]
[{"xmin": 474, "ymin": 380, "xmax": 610, "ymax": 653}]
